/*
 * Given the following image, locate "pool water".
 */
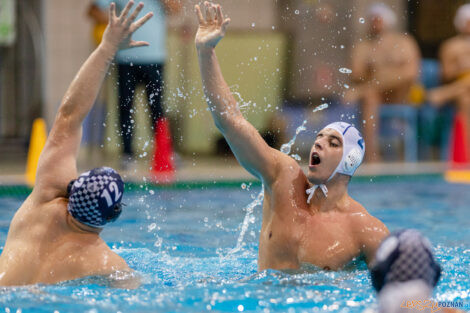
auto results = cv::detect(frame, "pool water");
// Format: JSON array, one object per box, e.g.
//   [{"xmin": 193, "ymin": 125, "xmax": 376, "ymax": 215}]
[{"xmin": 0, "ymin": 177, "xmax": 469, "ymax": 313}]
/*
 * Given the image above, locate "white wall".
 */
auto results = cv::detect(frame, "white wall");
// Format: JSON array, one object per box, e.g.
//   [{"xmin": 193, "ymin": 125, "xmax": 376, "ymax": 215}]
[{"xmin": 42, "ymin": 0, "xmax": 93, "ymax": 126}]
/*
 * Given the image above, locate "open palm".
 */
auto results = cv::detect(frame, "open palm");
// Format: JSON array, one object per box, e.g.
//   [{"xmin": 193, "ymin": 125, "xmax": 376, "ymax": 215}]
[
  {"xmin": 102, "ymin": 1, "xmax": 154, "ymax": 51},
  {"xmin": 195, "ymin": 2, "xmax": 230, "ymax": 49}
]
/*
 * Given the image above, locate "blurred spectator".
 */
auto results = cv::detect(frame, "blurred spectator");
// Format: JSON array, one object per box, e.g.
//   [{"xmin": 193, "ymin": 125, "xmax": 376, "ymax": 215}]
[
  {"xmin": 88, "ymin": 2, "xmax": 108, "ymax": 46},
  {"xmin": 367, "ymin": 229, "xmax": 462, "ymax": 313},
  {"xmin": 348, "ymin": 4, "xmax": 421, "ymax": 162},
  {"xmin": 89, "ymin": 0, "xmax": 181, "ymax": 169},
  {"xmin": 81, "ymin": 3, "xmax": 111, "ymax": 162},
  {"xmin": 429, "ymin": 4, "xmax": 470, "ymax": 159}
]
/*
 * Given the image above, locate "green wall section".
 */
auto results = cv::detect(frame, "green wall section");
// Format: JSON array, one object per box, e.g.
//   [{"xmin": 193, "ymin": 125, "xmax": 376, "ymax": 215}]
[{"xmin": 104, "ymin": 32, "xmax": 286, "ymax": 156}]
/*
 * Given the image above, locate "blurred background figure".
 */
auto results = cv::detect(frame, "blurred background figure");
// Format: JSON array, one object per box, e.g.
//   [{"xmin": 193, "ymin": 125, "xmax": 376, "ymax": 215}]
[
  {"xmin": 349, "ymin": 3, "xmax": 421, "ymax": 162},
  {"xmin": 429, "ymin": 4, "xmax": 470, "ymax": 165},
  {"xmin": 3, "ymin": 0, "xmax": 470, "ymax": 179},
  {"xmin": 80, "ymin": 2, "xmax": 111, "ymax": 163},
  {"xmin": 89, "ymin": 0, "xmax": 181, "ymax": 173}
]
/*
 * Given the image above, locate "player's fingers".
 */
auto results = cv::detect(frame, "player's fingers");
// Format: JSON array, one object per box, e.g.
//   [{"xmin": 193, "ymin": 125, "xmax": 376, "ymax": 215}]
[
  {"xmin": 119, "ymin": 0, "xmax": 134, "ymax": 21},
  {"xmin": 221, "ymin": 18, "xmax": 230, "ymax": 32},
  {"xmin": 131, "ymin": 11, "xmax": 153, "ymax": 31},
  {"xmin": 127, "ymin": 2, "xmax": 144, "ymax": 24},
  {"xmin": 109, "ymin": 2, "xmax": 116, "ymax": 21},
  {"xmin": 216, "ymin": 5, "xmax": 223, "ymax": 26},
  {"xmin": 130, "ymin": 40, "xmax": 150, "ymax": 47},
  {"xmin": 195, "ymin": 5, "xmax": 206, "ymax": 25}
]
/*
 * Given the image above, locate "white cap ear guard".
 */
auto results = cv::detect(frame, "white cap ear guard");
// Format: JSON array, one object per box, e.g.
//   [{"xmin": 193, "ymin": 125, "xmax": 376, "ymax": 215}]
[{"xmin": 324, "ymin": 122, "xmax": 365, "ymax": 181}]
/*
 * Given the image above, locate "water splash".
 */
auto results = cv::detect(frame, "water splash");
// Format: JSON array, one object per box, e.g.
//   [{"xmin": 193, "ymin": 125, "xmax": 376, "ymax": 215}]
[
  {"xmin": 233, "ymin": 91, "xmax": 256, "ymax": 111},
  {"xmin": 290, "ymin": 154, "xmax": 301, "ymax": 161},
  {"xmin": 228, "ymin": 190, "xmax": 265, "ymax": 255},
  {"xmin": 280, "ymin": 120, "xmax": 307, "ymax": 155},
  {"xmin": 229, "ymin": 120, "xmax": 310, "ymax": 255},
  {"xmin": 312, "ymin": 103, "xmax": 329, "ymax": 113}
]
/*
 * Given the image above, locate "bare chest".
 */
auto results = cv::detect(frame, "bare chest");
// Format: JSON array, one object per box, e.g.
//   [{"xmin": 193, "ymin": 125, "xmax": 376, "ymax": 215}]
[
  {"xmin": 367, "ymin": 38, "xmax": 410, "ymax": 66},
  {"xmin": 259, "ymin": 205, "xmax": 360, "ymax": 270}
]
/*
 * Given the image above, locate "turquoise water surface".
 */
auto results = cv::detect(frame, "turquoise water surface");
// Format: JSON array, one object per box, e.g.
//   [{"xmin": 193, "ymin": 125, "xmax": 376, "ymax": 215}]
[{"xmin": 0, "ymin": 177, "xmax": 468, "ymax": 312}]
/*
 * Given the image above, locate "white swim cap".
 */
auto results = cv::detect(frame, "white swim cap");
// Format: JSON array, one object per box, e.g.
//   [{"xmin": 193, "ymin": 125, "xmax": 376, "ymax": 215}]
[
  {"xmin": 367, "ymin": 3, "xmax": 397, "ymax": 29},
  {"xmin": 454, "ymin": 4, "xmax": 470, "ymax": 33},
  {"xmin": 324, "ymin": 122, "xmax": 365, "ymax": 181},
  {"xmin": 306, "ymin": 122, "xmax": 365, "ymax": 202}
]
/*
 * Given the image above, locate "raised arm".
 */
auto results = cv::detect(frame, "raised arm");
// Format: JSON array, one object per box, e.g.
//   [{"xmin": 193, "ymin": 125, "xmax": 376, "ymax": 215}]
[
  {"xmin": 195, "ymin": 2, "xmax": 288, "ymax": 187},
  {"xmin": 33, "ymin": 1, "xmax": 153, "ymax": 203}
]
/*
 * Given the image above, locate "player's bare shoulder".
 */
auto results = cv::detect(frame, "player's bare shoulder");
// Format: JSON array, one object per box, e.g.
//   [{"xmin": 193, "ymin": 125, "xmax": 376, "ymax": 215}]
[
  {"xmin": 72, "ymin": 241, "xmax": 130, "ymax": 277},
  {"xmin": 345, "ymin": 197, "xmax": 388, "ymax": 235},
  {"xmin": 272, "ymin": 151, "xmax": 305, "ymax": 186}
]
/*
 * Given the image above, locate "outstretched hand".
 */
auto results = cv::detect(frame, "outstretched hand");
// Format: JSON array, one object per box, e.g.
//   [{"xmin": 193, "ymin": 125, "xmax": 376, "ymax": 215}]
[
  {"xmin": 195, "ymin": 2, "xmax": 230, "ymax": 50},
  {"xmin": 101, "ymin": 1, "xmax": 153, "ymax": 51}
]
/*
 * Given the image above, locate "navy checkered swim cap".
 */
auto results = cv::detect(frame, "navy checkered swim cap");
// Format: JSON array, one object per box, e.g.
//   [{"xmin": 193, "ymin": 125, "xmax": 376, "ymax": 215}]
[
  {"xmin": 370, "ymin": 229, "xmax": 441, "ymax": 292},
  {"xmin": 67, "ymin": 167, "xmax": 124, "ymax": 227}
]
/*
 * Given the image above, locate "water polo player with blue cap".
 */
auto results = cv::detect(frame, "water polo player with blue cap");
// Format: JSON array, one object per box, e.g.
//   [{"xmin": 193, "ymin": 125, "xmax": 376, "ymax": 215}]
[
  {"xmin": 195, "ymin": 1, "xmax": 389, "ymax": 272},
  {"xmin": 370, "ymin": 229, "xmax": 445, "ymax": 313},
  {"xmin": 0, "ymin": 1, "xmax": 152, "ymax": 286},
  {"xmin": 67, "ymin": 167, "xmax": 124, "ymax": 228}
]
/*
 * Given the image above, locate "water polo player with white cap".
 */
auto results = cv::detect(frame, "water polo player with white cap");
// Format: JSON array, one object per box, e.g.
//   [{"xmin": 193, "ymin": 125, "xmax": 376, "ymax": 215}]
[
  {"xmin": 307, "ymin": 122, "xmax": 365, "ymax": 202},
  {"xmin": 195, "ymin": 1, "xmax": 389, "ymax": 272},
  {"xmin": 0, "ymin": 1, "xmax": 152, "ymax": 286}
]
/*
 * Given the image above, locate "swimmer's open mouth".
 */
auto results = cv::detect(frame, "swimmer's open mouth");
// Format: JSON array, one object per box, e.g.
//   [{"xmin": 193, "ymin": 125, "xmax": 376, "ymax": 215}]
[{"xmin": 311, "ymin": 152, "xmax": 321, "ymax": 166}]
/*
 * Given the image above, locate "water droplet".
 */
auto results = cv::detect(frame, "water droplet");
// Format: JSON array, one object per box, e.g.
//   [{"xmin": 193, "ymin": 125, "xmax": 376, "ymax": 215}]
[
  {"xmin": 290, "ymin": 154, "xmax": 301, "ymax": 161},
  {"xmin": 241, "ymin": 183, "xmax": 247, "ymax": 190},
  {"xmin": 313, "ymin": 103, "xmax": 329, "ymax": 113},
  {"xmin": 280, "ymin": 144, "xmax": 290, "ymax": 154},
  {"xmin": 154, "ymin": 237, "xmax": 163, "ymax": 247},
  {"xmin": 148, "ymin": 223, "xmax": 157, "ymax": 231},
  {"xmin": 339, "ymin": 67, "xmax": 352, "ymax": 74},
  {"xmin": 251, "ymin": 22, "xmax": 255, "ymax": 27},
  {"xmin": 294, "ymin": 9, "xmax": 300, "ymax": 15},
  {"xmin": 344, "ymin": 84, "xmax": 350, "ymax": 89},
  {"xmin": 359, "ymin": 17, "xmax": 365, "ymax": 23}
]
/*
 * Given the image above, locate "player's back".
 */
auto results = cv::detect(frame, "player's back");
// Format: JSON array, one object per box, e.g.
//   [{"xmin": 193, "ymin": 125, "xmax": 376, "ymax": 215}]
[{"xmin": 0, "ymin": 197, "xmax": 127, "ymax": 286}]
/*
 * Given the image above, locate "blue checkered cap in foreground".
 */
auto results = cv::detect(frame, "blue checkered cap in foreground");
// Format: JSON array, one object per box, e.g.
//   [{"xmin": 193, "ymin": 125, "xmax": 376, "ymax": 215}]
[
  {"xmin": 67, "ymin": 167, "xmax": 124, "ymax": 227},
  {"xmin": 370, "ymin": 229, "xmax": 441, "ymax": 292}
]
